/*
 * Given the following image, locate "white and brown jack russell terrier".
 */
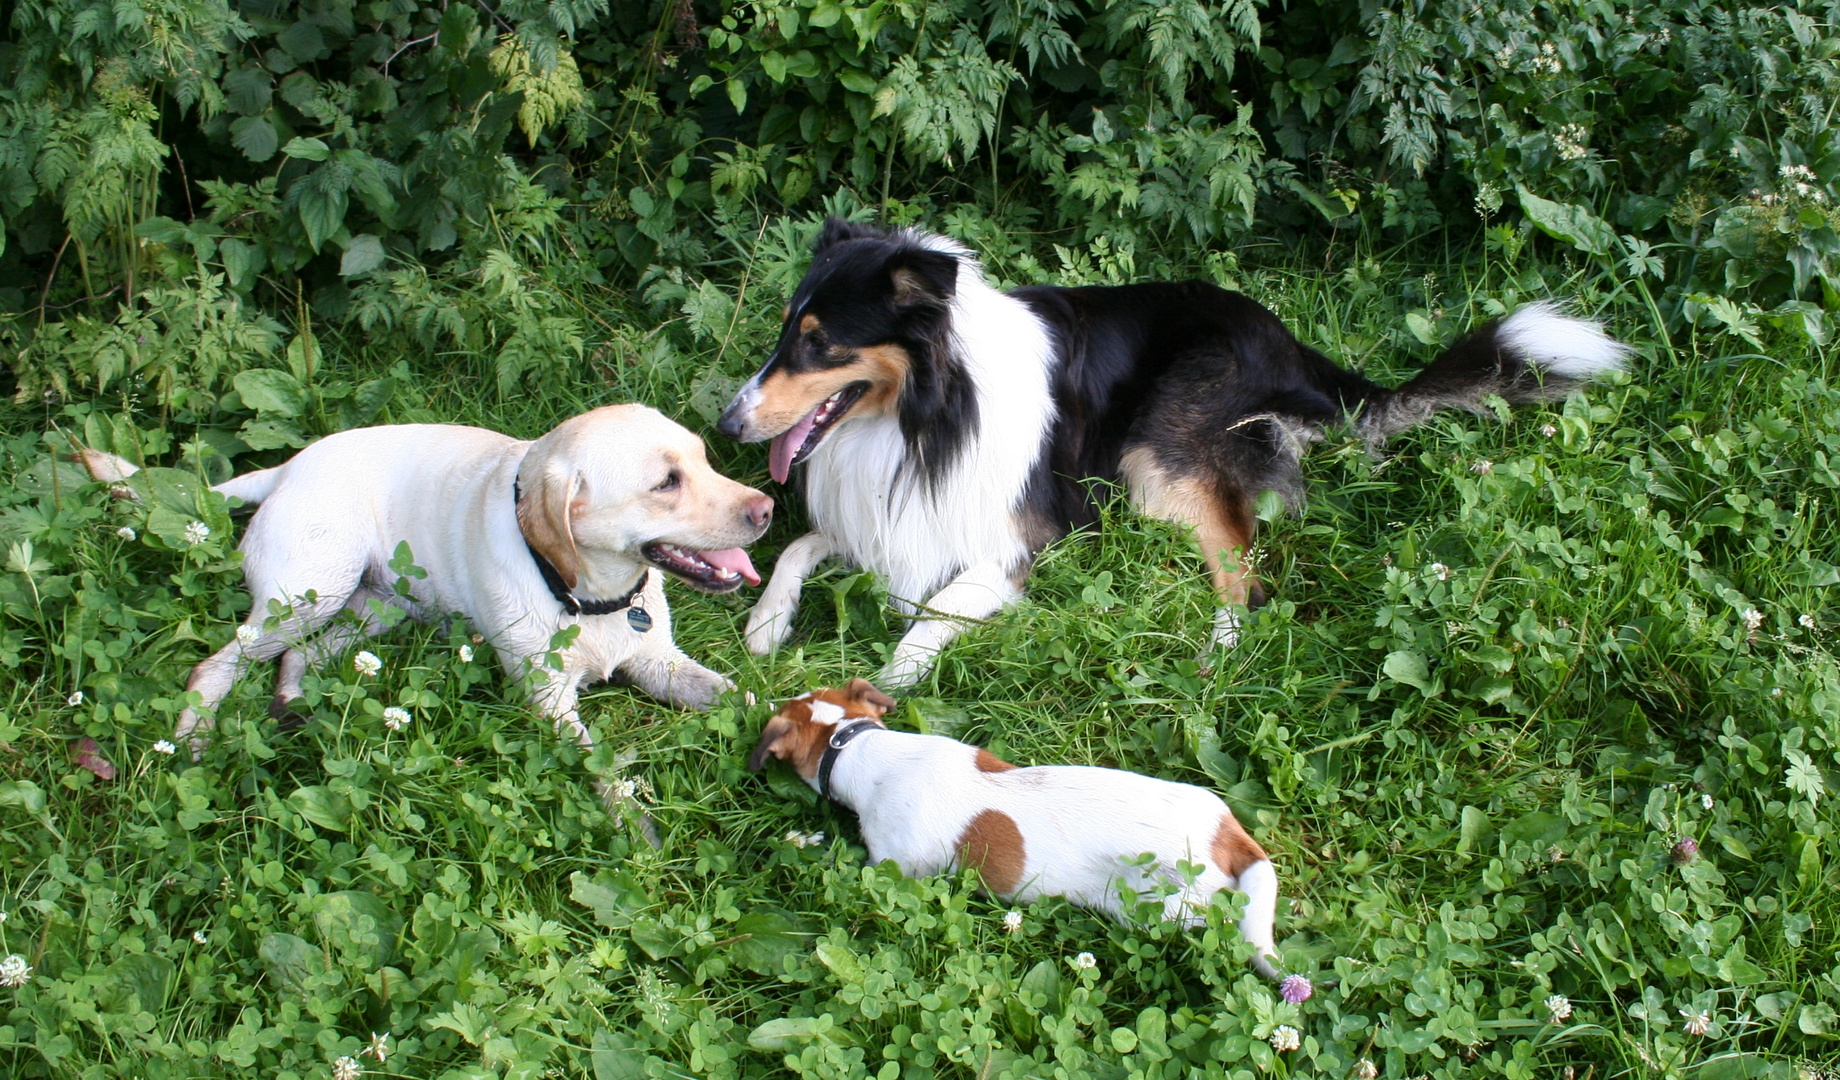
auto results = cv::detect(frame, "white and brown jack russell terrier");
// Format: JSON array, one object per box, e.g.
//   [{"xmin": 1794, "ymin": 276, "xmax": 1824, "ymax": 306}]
[{"xmin": 748, "ymin": 679, "xmax": 1282, "ymax": 977}]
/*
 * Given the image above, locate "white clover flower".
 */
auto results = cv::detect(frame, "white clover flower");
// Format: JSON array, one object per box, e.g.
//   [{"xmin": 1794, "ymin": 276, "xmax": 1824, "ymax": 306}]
[
  {"xmin": 192, "ymin": 930, "xmax": 208, "ymax": 944},
  {"xmin": 1355, "ymin": 1060, "xmax": 1378, "ymax": 1080},
  {"xmin": 67, "ymin": 691, "xmax": 84, "ymax": 707},
  {"xmin": 183, "ymin": 520, "xmax": 210, "ymax": 545},
  {"xmin": 1471, "ymin": 460, "xmax": 1493, "ymax": 475},
  {"xmin": 333, "ymin": 1056, "xmax": 362, "ymax": 1080},
  {"xmin": 236, "ymin": 624, "xmax": 260, "ymax": 647},
  {"xmin": 1682, "ymin": 1009, "xmax": 1711, "ymax": 1036},
  {"xmin": 458, "ymin": 644, "xmax": 474, "ymax": 663},
  {"xmin": 1269, "ymin": 1024, "xmax": 1301, "ymax": 1052},
  {"xmin": 1003, "ymin": 910, "xmax": 1023, "ymax": 933},
  {"xmin": 1702, "ymin": 793, "xmax": 1715, "ymax": 811},
  {"xmin": 1540, "ymin": 423, "xmax": 1557, "ymax": 437},
  {"xmin": 366, "ymin": 1032, "xmax": 390, "ymax": 1063},
  {"xmin": 1800, "ymin": 614, "xmax": 1817, "ymax": 629},
  {"xmin": 153, "ymin": 739, "xmax": 177, "ymax": 755},
  {"xmin": 1074, "ymin": 952, "xmax": 1097, "ymax": 970},
  {"xmin": 1430, "ymin": 562, "xmax": 1450, "ymax": 581},
  {"xmin": 353, "ymin": 651, "xmax": 382, "ymax": 677},
  {"xmin": 116, "ymin": 526, "xmax": 137, "ymax": 541},
  {"xmin": 0, "ymin": 954, "xmax": 31, "ymax": 987},
  {"xmin": 1742, "ymin": 608, "xmax": 1764, "ymax": 632},
  {"xmin": 782, "ymin": 829, "xmax": 825, "ymax": 848},
  {"xmin": 1548, "ymin": 844, "xmax": 1565, "ymax": 863},
  {"xmin": 1546, "ymin": 994, "xmax": 1573, "ymax": 1022},
  {"xmin": 381, "ymin": 707, "xmax": 411, "ymax": 732}
]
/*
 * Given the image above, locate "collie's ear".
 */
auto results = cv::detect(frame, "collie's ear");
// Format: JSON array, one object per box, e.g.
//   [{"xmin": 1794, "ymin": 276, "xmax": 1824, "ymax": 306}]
[
  {"xmin": 816, "ymin": 216, "xmax": 882, "ymax": 252},
  {"xmin": 842, "ymin": 677, "xmax": 896, "ymax": 716},
  {"xmin": 887, "ymin": 249, "xmax": 958, "ymax": 309},
  {"xmin": 516, "ymin": 465, "xmax": 583, "ymax": 590},
  {"xmin": 747, "ymin": 716, "xmax": 795, "ymax": 772}
]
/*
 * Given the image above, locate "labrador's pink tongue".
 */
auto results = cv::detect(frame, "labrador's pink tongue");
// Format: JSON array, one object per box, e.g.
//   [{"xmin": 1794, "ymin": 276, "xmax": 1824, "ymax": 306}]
[
  {"xmin": 768, "ymin": 407, "xmax": 821, "ymax": 484},
  {"xmin": 700, "ymin": 547, "xmax": 760, "ymax": 586}
]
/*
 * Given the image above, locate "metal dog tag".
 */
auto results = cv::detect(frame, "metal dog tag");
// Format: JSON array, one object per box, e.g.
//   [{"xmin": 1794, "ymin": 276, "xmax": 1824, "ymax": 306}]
[{"xmin": 626, "ymin": 606, "xmax": 653, "ymax": 633}]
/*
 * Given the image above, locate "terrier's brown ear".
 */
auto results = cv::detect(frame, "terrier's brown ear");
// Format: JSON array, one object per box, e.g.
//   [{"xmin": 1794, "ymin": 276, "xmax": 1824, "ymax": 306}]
[
  {"xmin": 747, "ymin": 716, "xmax": 794, "ymax": 772},
  {"xmin": 842, "ymin": 678, "xmax": 896, "ymax": 715},
  {"xmin": 516, "ymin": 466, "xmax": 583, "ymax": 590}
]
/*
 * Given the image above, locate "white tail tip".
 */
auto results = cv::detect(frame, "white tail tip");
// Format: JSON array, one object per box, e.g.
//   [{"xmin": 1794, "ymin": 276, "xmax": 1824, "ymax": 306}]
[{"xmin": 1497, "ymin": 300, "xmax": 1630, "ymax": 379}]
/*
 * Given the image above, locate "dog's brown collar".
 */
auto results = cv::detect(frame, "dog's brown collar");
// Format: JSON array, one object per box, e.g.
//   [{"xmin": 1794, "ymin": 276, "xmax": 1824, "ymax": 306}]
[
  {"xmin": 817, "ymin": 719, "xmax": 881, "ymax": 802},
  {"xmin": 513, "ymin": 479, "xmax": 650, "ymax": 626}
]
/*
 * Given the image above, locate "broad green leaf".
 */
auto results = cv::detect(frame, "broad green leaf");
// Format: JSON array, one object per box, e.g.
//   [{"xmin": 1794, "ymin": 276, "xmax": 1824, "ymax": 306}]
[
  {"xmin": 0, "ymin": 779, "xmax": 46, "ymax": 814},
  {"xmin": 1516, "ymin": 187, "xmax": 1615, "ymax": 257},
  {"xmin": 748, "ymin": 1016, "xmax": 829, "ymax": 1050},
  {"xmin": 726, "ymin": 909, "xmax": 810, "ymax": 975},
  {"xmin": 297, "ymin": 178, "xmax": 349, "ymax": 253},
  {"xmin": 1405, "ymin": 311, "xmax": 1440, "ymax": 345},
  {"xmin": 281, "ymin": 137, "xmax": 330, "ymax": 162},
  {"xmin": 288, "ymin": 785, "xmax": 351, "ymax": 831},
  {"xmin": 223, "ymin": 66, "xmax": 273, "ymax": 115},
  {"xmin": 232, "ymin": 368, "xmax": 306, "ymax": 417},
  {"xmin": 258, "ymin": 933, "xmax": 327, "ymax": 994},
  {"xmin": 230, "ymin": 115, "xmax": 278, "ymax": 163},
  {"xmin": 1383, "ymin": 650, "xmax": 1438, "ymax": 696},
  {"xmin": 277, "ymin": 20, "xmax": 326, "ymax": 62},
  {"xmin": 591, "ymin": 1033, "xmax": 646, "ymax": 1080},
  {"xmin": 340, "ymin": 233, "xmax": 386, "ymax": 276}
]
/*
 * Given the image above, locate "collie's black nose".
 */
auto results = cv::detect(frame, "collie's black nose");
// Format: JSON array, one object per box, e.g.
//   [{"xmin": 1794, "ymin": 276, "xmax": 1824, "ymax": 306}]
[{"xmin": 715, "ymin": 405, "xmax": 745, "ymax": 442}]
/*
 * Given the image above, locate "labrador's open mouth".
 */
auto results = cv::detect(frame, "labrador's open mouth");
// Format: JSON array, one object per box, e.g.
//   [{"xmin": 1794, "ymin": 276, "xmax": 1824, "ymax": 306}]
[
  {"xmin": 767, "ymin": 382, "xmax": 867, "ymax": 484},
  {"xmin": 642, "ymin": 543, "xmax": 761, "ymax": 592}
]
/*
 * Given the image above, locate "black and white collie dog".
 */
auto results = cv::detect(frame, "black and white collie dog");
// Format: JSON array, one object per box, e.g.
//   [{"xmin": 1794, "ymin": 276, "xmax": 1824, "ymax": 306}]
[{"xmin": 717, "ymin": 218, "xmax": 1628, "ymax": 687}]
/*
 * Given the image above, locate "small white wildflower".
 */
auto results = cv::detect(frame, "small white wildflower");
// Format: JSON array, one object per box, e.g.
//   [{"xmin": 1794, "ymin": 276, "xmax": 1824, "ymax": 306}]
[
  {"xmin": 1355, "ymin": 1060, "xmax": 1378, "ymax": 1080},
  {"xmin": 1799, "ymin": 614, "xmax": 1817, "ymax": 629},
  {"xmin": 1471, "ymin": 460, "xmax": 1493, "ymax": 474},
  {"xmin": 236, "ymin": 624, "xmax": 259, "ymax": 647},
  {"xmin": 153, "ymin": 739, "xmax": 177, "ymax": 755},
  {"xmin": 381, "ymin": 706, "xmax": 411, "ymax": 732},
  {"xmin": 0, "ymin": 954, "xmax": 31, "ymax": 987},
  {"xmin": 116, "ymin": 525, "xmax": 137, "ymax": 541},
  {"xmin": 1546, "ymin": 994, "xmax": 1573, "ymax": 1022},
  {"xmin": 366, "ymin": 1032, "xmax": 390, "ymax": 1063},
  {"xmin": 1474, "ymin": 180, "xmax": 1502, "ymax": 218},
  {"xmin": 1430, "ymin": 562, "xmax": 1450, "ymax": 581},
  {"xmin": 1003, "ymin": 910, "xmax": 1023, "ymax": 933},
  {"xmin": 1540, "ymin": 423, "xmax": 1557, "ymax": 437},
  {"xmin": 333, "ymin": 1056, "xmax": 362, "ymax": 1080},
  {"xmin": 1548, "ymin": 844, "xmax": 1565, "ymax": 863},
  {"xmin": 183, "ymin": 520, "xmax": 210, "ymax": 545},
  {"xmin": 1742, "ymin": 608, "xmax": 1764, "ymax": 632},
  {"xmin": 192, "ymin": 930, "xmax": 208, "ymax": 944},
  {"xmin": 353, "ymin": 651, "xmax": 382, "ymax": 677},
  {"xmin": 744, "ymin": 690, "xmax": 757, "ymax": 706},
  {"xmin": 1552, "ymin": 123, "xmax": 1590, "ymax": 162},
  {"xmin": 1492, "ymin": 44, "xmax": 1514, "ymax": 66},
  {"xmin": 1702, "ymin": 793, "xmax": 1715, "ymax": 810},
  {"xmin": 1781, "ymin": 164, "xmax": 1818, "ymax": 184},
  {"xmin": 1269, "ymin": 1024, "xmax": 1301, "ymax": 1052},
  {"xmin": 457, "ymin": 644, "xmax": 474, "ymax": 663},
  {"xmin": 67, "ymin": 691, "xmax": 84, "ymax": 707},
  {"xmin": 1074, "ymin": 951, "xmax": 1097, "ymax": 970},
  {"xmin": 1682, "ymin": 1008, "xmax": 1711, "ymax": 1036},
  {"xmin": 0, "ymin": 911, "xmax": 7, "ymax": 923}
]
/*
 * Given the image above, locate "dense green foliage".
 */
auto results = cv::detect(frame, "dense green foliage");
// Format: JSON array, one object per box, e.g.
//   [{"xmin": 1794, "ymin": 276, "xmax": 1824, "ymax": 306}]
[{"xmin": 1, "ymin": 0, "xmax": 1839, "ymax": 1076}]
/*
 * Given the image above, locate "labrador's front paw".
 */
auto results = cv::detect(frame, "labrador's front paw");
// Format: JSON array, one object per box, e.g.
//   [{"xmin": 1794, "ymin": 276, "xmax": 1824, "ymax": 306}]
[{"xmin": 661, "ymin": 660, "xmax": 734, "ymax": 711}]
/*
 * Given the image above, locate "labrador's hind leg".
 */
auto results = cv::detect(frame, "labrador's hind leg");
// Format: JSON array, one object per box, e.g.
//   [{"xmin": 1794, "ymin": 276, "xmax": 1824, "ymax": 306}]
[{"xmin": 270, "ymin": 584, "xmax": 421, "ymax": 727}]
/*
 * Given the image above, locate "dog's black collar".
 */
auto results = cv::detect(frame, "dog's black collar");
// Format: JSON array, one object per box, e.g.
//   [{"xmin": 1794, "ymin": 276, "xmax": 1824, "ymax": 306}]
[
  {"xmin": 817, "ymin": 720, "xmax": 881, "ymax": 802},
  {"xmin": 513, "ymin": 479, "xmax": 649, "ymax": 624}
]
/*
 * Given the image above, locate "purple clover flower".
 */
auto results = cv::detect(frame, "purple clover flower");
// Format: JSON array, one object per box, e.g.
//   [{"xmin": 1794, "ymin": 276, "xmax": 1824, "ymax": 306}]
[{"xmin": 1279, "ymin": 974, "xmax": 1313, "ymax": 1004}]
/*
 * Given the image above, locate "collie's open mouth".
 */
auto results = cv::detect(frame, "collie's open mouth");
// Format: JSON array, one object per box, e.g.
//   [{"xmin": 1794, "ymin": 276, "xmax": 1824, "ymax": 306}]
[
  {"xmin": 768, "ymin": 382, "xmax": 866, "ymax": 484},
  {"xmin": 642, "ymin": 543, "xmax": 761, "ymax": 592}
]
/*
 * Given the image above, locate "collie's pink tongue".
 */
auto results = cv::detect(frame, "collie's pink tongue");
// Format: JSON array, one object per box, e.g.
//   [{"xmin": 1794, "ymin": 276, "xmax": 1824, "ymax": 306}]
[
  {"xmin": 700, "ymin": 547, "xmax": 760, "ymax": 586},
  {"xmin": 768, "ymin": 406, "xmax": 822, "ymax": 484}
]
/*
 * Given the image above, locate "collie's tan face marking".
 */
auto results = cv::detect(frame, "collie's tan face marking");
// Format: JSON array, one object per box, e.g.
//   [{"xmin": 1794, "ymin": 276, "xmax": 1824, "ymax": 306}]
[
  {"xmin": 1211, "ymin": 812, "xmax": 1267, "ymax": 878},
  {"xmin": 745, "ymin": 680, "xmax": 896, "ymax": 777},
  {"xmin": 956, "ymin": 808, "xmax": 1026, "ymax": 893},
  {"xmin": 1120, "ymin": 446, "xmax": 1261, "ymax": 609},
  {"xmin": 744, "ymin": 316, "xmax": 912, "ymax": 438},
  {"xmin": 974, "ymin": 748, "xmax": 1015, "ymax": 773}
]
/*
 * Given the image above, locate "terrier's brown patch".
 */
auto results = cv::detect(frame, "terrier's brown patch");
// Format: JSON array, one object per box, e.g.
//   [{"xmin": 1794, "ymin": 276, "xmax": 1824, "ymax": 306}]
[
  {"xmin": 1211, "ymin": 812, "xmax": 1267, "ymax": 878},
  {"xmin": 974, "ymin": 748, "xmax": 1015, "ymax": 773},
  {"xmin": 956, "ymin": 809, "xmax": 1026, "ymax": 894}
]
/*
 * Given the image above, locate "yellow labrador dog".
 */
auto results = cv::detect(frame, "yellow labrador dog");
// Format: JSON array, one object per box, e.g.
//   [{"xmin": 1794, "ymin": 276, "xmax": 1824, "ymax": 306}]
[{"xmin": 83, "ymin": 405, "xmax": 771, "ymax": 757}]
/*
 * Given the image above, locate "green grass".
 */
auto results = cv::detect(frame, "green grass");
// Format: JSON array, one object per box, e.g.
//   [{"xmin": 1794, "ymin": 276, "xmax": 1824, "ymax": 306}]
[{"xmin": 2, "ymin": 230, "xmax": 1838, "ymax": 1079}]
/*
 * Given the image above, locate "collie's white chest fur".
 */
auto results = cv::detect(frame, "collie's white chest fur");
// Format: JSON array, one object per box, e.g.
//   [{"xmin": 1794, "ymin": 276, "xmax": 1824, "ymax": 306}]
[{"xmin": 801, "ymin": 272, "xmax": 1056, "ymax": 605}]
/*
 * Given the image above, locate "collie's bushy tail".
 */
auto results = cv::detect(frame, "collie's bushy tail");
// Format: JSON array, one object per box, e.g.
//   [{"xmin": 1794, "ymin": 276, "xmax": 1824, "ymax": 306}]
[{"xmin": 1355, "ymin": 301, "xmax": 1629, "ymax": 446}]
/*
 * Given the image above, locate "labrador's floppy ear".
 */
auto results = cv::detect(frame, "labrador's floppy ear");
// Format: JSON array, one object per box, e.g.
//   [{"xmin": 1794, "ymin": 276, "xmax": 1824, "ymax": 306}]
[
  {"xmin": 747, "ymin": 716, "xmax": 795, "ymax": 772},
  {"xmin": 516, "ymin": 463, "xmax": 583, "ymax": 590},
  {"xmin": 842, "ymin": 678, "xmax": 896, "ymax": 716}
]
